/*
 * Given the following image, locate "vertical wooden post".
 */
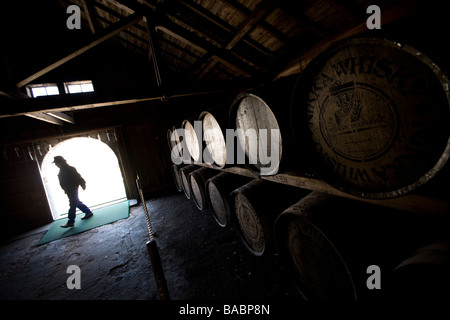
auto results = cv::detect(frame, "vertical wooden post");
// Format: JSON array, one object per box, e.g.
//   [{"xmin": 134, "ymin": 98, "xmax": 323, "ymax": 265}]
[{"xmin": 145, "ymin": 16, "xmax": 168, "ymax": 92}]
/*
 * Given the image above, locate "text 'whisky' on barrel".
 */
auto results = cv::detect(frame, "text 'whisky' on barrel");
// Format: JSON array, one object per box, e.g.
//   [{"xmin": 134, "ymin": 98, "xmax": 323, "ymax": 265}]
[{"xmin": 291, "ymin": 38, "xmax": 450, "ymax": 198}]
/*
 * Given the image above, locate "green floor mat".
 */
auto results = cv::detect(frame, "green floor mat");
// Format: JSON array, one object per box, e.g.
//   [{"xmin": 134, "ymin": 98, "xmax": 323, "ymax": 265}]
[{"xmin": 38, "ymin": 200, "xmax": 129, "ymax": 245}]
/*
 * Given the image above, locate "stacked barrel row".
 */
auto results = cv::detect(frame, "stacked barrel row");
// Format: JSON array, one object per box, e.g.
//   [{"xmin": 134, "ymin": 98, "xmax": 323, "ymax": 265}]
[{"xmin": 166, "ymin": 37, "xmax": 450, "ymax": 300}]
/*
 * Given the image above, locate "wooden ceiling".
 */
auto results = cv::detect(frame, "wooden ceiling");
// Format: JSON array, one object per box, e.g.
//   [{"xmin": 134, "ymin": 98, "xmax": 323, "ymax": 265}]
[
  {"xmin": 50, "ymin": 0, "xmax": 413, "ymax": 84},
  {"xmin": 2, "ymin": 0, "xmax": 418, "ymax": 124}
]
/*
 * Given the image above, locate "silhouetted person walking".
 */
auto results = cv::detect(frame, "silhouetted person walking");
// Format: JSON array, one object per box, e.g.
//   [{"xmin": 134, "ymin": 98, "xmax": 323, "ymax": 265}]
[{"xmin": 53, "ymin": 156, "xmax": 93, "ymax": 228}]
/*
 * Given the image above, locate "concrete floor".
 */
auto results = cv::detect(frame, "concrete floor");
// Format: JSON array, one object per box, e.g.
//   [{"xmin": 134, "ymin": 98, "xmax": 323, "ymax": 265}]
[{"xmin": 0, "ymin": 191, "xmax": 300, "ymax": 300}]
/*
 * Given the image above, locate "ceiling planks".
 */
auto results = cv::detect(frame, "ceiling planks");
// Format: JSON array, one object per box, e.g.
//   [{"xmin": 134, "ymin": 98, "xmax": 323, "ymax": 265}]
[
  {"xmin": 3, "ymin": 0, "xmax": 418, "ymax": 121},
  {"xmin": 19, "ymin": 0, "xmax": 413, "ymax": 87}
]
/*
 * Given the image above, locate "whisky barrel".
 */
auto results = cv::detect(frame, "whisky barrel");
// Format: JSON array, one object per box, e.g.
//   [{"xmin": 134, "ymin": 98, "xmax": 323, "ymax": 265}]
[
  {"xmin": 169, "ymin": 126, "xmax": 182, "ymax": 164},
  {"xmin": 274, "ymin": 191, "xmax": 435, "ymax": 300},
  {"xmin": 189, "ymin": 167, "xmax": 218, "ymax": 210},
  {"xmin": 179, "ymin": 164, "xmax": 198, "ymax": 199},
  {"xmin": 229, "ymin": 75, "xmax": 304, "ymax": 176},
  {"xmin": 274, "ymin": 192, "xmax": 357, "ymax": 300},
  {"xmin": 199, "ymin": 108, "xmax": 228, "ymax": 169},
  {"xmin": 171, "ymin": 125, "xmax": 184, "ymax": 163},
  {"xmin": 205, "ymin": 172, "xmax": 251, "ymax": 227},
  {"xmin": 170, "ymin": 164, "xmax": 184, "ymax": 192},
  {"xmin": 291, "ymin": 37, "xmax": 450, "ymax": 198},
  {"xmin": 392, "ymin": 240, "xmax": 450, "ymax": 299},
  {"xmin": 181, "ymin": 118, "xmax": 202, "ymax": 164},
  {"xmin": 231, "ymin": 180, "xmax": 309, "ymax": 256}
]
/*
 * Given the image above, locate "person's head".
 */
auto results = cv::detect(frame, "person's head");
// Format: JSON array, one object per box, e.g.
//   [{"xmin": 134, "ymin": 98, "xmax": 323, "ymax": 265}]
[{"xmin": 53, "ymin": 156, "xmax": 67, "ymax": 168}]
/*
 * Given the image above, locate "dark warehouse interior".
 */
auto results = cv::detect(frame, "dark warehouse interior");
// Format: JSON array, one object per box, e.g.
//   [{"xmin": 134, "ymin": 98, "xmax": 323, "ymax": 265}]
[{"xmin": 1, "ymin": 0, "xmax": 450, "ymax": 310}]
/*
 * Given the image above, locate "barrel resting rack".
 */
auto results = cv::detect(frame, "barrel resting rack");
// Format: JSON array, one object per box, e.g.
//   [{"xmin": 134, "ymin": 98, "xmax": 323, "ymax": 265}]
[{"xmin": 194, "ymin": 163, "xmax": 450, "ymax": 217}]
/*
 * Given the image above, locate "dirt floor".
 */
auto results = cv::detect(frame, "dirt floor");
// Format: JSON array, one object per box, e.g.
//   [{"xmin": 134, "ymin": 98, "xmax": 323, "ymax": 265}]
[{"xmin": 0, "ymin": 190, "xmax": 301, "ymax": 301}]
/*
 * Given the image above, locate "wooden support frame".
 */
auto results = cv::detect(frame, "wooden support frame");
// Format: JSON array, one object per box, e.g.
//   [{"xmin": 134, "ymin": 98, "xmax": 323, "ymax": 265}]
[
  {"xmin": 195, "ymin": 163, "xmax": 450, "ymax": 216},
  {"xmin": 16, "ymin": 13, "xmax": 144, "ymax": 88},
  {"xmin": 25, "ymin": 113, "xmax": 65, "ymax": 126},
  {"xmin": 114, "ymin": 0, "xmax": 263, "ymax": 80},
  {"xmin": 144, "ymin": 16, "xmax": 166, "ymax": 88},
  {"xmin": 46, "ymin": 111, "xmax": 75, "ymax": 124},
  {"xmin": 224, "ymin": 0, "xmax": 275, "ymax": 50},
  {"xmin": 0, "ymin": 86, "xmax": 241, "ymax": 119},
  {"xmin": 81, "ymin": 0, "xmax": 100, "ymax": 34}
]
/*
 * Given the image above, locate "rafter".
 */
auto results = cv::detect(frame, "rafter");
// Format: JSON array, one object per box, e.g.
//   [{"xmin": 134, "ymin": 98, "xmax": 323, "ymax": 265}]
[
  {"xmin": 81, "ymin": 0, "xmax": 100, "ymax": 34},
  {"xmin": 46, "ymin": 111, "xmax": 75, "ymax": 124},
  {"xmin": 1, "ymin": 86, "xmax": 241, "ymax": 118},
  {"xmin": 195, "ymin": 0, "xmax": 275, "ymax": 81},
  {"xmin": 156, "ymin": 19, "xmax": 258, "ymax": 79},
  {"xmin": 274, "ymin": 0, "xmax": 418, "ymax": 80},
  {"xmin": 225, "ymin": 0, "xmax": 275, "ymax": 50},
  {"xmin": 16, "ymin": 13, "xmax": 144, "ymax": 88},
  {"xmin": 25, "ymin": 113, "xmax": 65, "ymax": 126},
  {"xmin": 116, "ymin": 0, "xmax": 264, "ymax": 80},
  {"xmin": 145, "ymin": 16, "xmax": 167, "ymax": 88}
]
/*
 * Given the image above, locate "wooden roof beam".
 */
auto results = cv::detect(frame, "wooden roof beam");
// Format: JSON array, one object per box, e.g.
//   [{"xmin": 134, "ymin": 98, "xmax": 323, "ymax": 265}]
[
  {"xmin": 0, "ymin": 87, "xmax": 240, "ymax": 118},
  {"xmin": 114, "ymin": 0, "xmax": 261, "ymax": 79},
  {"xmin": 274, "ymin": 1, "xmax": 418, "ymax": 80},
  {"xmin": 225, "ymin": 0, "xmax": 276, "ymax": 50},
  {"xmin": 178, "ymin": 0, "xmax": 235, "ymax": 34},
  {"xmin": 25, "ymin": 113, "xmax": 65, "ymax": 126},
  {"xmin": 156, "ymin": 26, "xmax": 207, "ymax": 55},
  {"xmin": 196, "ymin": 0, "xmax": 275, "ymax": 81},
  {"xmin": 144, "ymin": 16, "xmax": 167, "ymax": 88},
  {"xmin": 16, "ymin": 13, "xmax": 144, "ymax": 88},
  {"xmin": 157, "ymin": 21, "xmax": 257, "ymax": 78},
  {"xmin": 46, "ymin": 111, "xmax": 75, "ymax": 124},
  {"xmin": 104, "ymin": 0, "xmax": 135, "ymax": 15},
  {"xmin": 26, "ymin": 111, "xmax": 75, "ymax": 126},
  {"xmin": 276, "ymin": 3, "xmax": 329, "ymax": 39},
  {"xmin": 81, "ymin": 0, "xmax": 100, "ymax": 34}
]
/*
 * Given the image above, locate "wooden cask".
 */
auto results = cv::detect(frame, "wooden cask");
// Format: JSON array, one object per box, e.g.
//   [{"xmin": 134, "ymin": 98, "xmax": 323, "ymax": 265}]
[
  {"xmin": 205, "ymin": 172, "xmax": 251, "ymax": 227},
  {"xmin": 179, "ymin": 164, "xmax": 198, "ymax": 199},
  {"xmin": 392, "ymin": 239, "xmax": 450, "ymax": 299},
  {"xmin": 200, "ymin": 109, "xmax": 228, "ymax": 169},
  {"xmin": 231, "ymin": 179, "xmax": 309, "ymax": 256},
  {"xmin": 274, "ymin": 192, "xmax": 356, "ymax": 300},
  {"xmin": 291, "ymin": 38, "xmax": 450, "ymax": 198},
  {"xmin": 171, "ymin": 125, "xmax": 184, "ymax": 162},
  {"xmin": 168, "ymin": 126, "xmax": 182, "ymax": 164},
  {"xmin": 274, "ymin": 191, "xmax": 441, "ymax": 300},
  {"xmin": 181, "ymin": 118, "xmax": 202, "ymax": 163},
  {"xmin": 170, "ymin": 164, "xmax": 183, "ymax": 192},
  {"xmin": 229, "ymin": 75, "xmax": 305, "ymax": 176},
  {"xmin": 189, "ymin": 167, "xmax": 218, "ymax": 210}
]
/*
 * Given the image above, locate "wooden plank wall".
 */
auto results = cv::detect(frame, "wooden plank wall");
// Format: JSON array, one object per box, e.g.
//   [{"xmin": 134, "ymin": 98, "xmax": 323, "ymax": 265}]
[
  {"xmin": 120, "ymin": 118, "xmax": 173, "ymax": 196},
  {"xmin": 0, "ymin": 143, "xmax": 53, "ymax": 240}
]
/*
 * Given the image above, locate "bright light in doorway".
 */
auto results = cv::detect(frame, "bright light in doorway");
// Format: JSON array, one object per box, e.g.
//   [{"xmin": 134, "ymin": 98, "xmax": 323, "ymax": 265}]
[{"xmin": 41, "ymin": 137, "xmax": 127, "ymax": 220}]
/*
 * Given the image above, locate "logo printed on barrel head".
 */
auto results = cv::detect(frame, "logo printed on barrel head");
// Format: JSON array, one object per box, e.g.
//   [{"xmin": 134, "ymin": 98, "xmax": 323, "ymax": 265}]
[
  {"xmin": 299, "ymin": 38, "xmax": 450, "ymax": 196},
  {"xmin": 319, "ymin": 80, "xmax": 398, "ymax": 161}
]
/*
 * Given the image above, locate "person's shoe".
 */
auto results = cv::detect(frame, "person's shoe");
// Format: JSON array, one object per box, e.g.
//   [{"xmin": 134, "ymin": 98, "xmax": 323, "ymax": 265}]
[
  {"xmin": 61, "ymin": 222, "xmax": 74, "ymax": 228},
  {"xmin": 81, "ymin": 212, "xmax": 93, "ymax": 220}
]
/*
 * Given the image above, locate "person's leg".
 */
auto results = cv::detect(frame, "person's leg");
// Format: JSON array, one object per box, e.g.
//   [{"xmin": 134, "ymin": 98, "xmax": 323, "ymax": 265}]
[
  {"xmin": 77, "ymin": 200, "xmax": 93, "ymax": 219},
  {"xmin": 62, "ymin": 190, "xmax": 78, "ymax": 227},
  {"xmin": 76, "ymin": 200, "xmax": 90, "ymax": 213}
]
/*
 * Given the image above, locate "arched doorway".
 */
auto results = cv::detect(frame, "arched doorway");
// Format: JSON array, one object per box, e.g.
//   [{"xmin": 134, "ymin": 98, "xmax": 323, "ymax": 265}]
[{"xmin": 41, "ymin": 137, "xmax": 127, "ymax": 220}]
